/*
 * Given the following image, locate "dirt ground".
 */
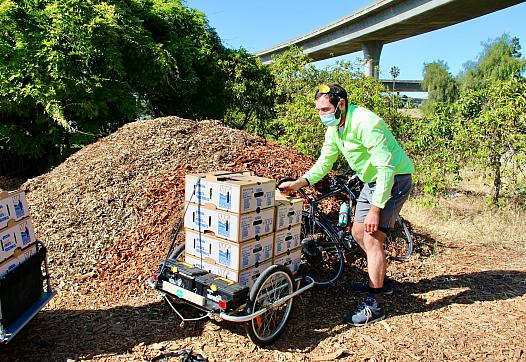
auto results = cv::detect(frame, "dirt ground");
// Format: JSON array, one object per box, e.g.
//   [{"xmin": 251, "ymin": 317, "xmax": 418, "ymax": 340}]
[
  {"xmin": 0, "ymin": 117, "xmax": 525, "ymax": 361},
  {"xmin": 2, "ymin": 225, "xmax": 525, "ymax": 362}
]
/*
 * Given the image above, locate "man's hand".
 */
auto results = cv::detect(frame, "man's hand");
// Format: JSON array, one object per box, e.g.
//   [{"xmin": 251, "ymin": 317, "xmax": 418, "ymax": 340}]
[
  {"xmin": 364, "ymin": 205, "xmax": 382, "ymax": 233},
  {"xmin": 278, "ymin": 177, "xmax": 309, "ymax": 195}
]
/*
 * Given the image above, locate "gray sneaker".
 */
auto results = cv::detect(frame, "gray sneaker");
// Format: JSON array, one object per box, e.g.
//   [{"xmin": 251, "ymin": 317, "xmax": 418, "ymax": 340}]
[
  {"xmin": 350, "ymin": 278, "xmax": 394, "ymax": 296},
  {"xmin": 344, "ymin": 295, "xmax": 385, "ymax": 326}
]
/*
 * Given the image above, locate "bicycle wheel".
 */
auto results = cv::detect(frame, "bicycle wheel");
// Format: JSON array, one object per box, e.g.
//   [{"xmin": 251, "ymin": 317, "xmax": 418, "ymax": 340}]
[
  {"xmin": 385, "ymin": 216, "xmax": 413, "ymax": 261},
  {"xmin": 245, "ymin": 265, "xmax": 295, "ymax": 346},
  {"xmin": 299, "ymin": 211, "xmax": 344, "ymax": 287}
]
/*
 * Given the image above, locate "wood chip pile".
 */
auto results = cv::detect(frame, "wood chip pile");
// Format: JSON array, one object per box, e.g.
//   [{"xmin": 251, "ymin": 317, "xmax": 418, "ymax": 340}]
[{"xmin": 22, "ymin": 116, "xmax": 316, "ymax": 305}]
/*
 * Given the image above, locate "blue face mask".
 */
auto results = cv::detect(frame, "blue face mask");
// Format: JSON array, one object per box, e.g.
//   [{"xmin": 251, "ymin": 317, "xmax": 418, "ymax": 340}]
[{"xmin": 319, "ymin": 107, "xmax": 342, "ymax": 126}]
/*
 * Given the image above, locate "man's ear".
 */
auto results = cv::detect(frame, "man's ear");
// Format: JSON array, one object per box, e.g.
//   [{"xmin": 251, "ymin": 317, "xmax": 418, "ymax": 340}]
[{"xmin": 335, "ymin": 105, "xmax": 342, "ymax": 119}]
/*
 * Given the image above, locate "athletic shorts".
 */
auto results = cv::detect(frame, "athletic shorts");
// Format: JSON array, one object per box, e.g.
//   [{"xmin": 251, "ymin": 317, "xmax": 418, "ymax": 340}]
[{"xmin": 354, "ymin": 174, "xmax": 412, "ymax": 231}]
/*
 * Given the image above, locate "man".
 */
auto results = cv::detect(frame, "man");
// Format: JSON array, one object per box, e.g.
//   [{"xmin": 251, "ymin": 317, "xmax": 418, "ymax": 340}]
[{"xmin": 279, "ymin": 84, "xmax": 414, "ymax": 326}]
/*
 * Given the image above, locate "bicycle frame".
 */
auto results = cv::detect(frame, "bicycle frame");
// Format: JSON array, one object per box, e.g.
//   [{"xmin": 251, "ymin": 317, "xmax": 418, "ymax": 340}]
[{"xmin": 297, "ymin": 175, "xmax": 362, "ymax": 246}]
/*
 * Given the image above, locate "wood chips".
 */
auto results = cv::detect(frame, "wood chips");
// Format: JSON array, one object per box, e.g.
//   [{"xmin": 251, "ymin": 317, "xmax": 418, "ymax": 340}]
[{"xmin": 0, "ymin": 117, "xmax": 524, "ymax": 361}]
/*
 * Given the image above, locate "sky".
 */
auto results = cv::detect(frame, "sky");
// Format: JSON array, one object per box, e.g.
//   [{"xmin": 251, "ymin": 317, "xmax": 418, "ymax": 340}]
[{"xmin": 185, "ymin": 0, "xmax": 526, "ymax": 84}]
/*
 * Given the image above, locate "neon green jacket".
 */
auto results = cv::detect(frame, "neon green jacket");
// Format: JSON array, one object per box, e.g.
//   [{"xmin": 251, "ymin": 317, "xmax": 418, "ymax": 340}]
[{"xmin": 303, "ymin": 104, "xmax": 415, "ymax": 208}]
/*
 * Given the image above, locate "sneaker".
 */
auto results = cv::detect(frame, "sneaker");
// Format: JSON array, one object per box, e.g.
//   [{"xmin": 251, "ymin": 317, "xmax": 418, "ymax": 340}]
[
  {"xmin": 343, "ymin": 295, "xmax": 385, "ymax": 326},
  {"xmin": 350, "ymin": 278, "xmax": 394, "ymax": 296}
]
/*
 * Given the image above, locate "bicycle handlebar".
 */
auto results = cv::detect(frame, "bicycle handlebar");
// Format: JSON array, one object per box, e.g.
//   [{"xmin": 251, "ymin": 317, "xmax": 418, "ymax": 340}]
[
  {"xmin": 277, "ymin": 173, "xmax": 362, "ymax": 206},
  {"xmin": 276, "ymin": 177, "xmax": 297, "ymax": 190}
]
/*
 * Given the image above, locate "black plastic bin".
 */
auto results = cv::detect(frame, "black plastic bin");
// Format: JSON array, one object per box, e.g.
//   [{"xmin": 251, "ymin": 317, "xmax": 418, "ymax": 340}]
[
  {"xmin": 0, "ymin": 243, "xmax": 55, "ymax": 343},
  {"xmin": 0, "ymin": 248, "xmax": 45, "ymax": 327}
]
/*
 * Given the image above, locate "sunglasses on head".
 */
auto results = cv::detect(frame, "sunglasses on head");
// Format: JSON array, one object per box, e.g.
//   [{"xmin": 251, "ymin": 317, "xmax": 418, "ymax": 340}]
[{"xmin": 318, "ymin": 84, "xmax": 339, "ymax": 95}]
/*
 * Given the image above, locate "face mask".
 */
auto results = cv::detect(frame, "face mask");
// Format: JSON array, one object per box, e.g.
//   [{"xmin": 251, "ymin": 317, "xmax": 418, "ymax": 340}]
[{"xmin": 319, "ymin": 106, "xmax": 342, "ymax": 127}]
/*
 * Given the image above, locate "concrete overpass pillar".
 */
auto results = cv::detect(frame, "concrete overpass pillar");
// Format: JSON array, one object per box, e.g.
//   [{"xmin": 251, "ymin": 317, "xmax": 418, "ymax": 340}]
[{"xmin": 361, "ymin": 41, "xmax": 383, "ymax": 78}]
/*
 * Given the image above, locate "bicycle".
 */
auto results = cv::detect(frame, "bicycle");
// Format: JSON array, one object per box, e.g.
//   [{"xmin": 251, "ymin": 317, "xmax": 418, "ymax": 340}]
[{"xmin": 278, "ymin": 172, "xmax": 413, "ymax": 287}]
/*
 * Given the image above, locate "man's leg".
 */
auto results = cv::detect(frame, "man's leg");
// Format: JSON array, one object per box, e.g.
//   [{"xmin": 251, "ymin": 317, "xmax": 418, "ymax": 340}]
[
  {"xmin": 352, "ymin": 223, "xmax": 390, "ymax": 292},
  {"xmin": 344, "ymin": 226, "xmax": 387, "ymax": 326},
  {"xmin": 351, "ymin": 222, "xmax": 365, "ymax": 251},
  {"xmin": 362, "ymin": 229, "xmax": 387, "ymax": 289}
]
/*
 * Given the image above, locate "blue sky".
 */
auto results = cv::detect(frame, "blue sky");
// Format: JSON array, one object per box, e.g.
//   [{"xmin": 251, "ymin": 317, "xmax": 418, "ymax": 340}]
[{"xmin": 185, "ymin": 0, "xmax": 526, "ymax": 82}]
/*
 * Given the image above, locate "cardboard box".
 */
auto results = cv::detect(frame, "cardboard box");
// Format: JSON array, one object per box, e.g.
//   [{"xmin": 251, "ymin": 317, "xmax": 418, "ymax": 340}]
[
  {"xmin": 274, "ymin": 224, "xmax": 302, "ymax": 256},
  {"xmin": 0, "ymin": 256, "xmax": 19, "ymax": 278},
  {"xmin": 184, "ymin": 203, "xmax": 274, "ymax": 242},
  {"xmin": 0, "ymin": 226, "xmax": 19, "ymax": 262},
  {"xmin": 0, "ymin": 219, "xmax": 36, "ymax": 262},
  {"xmin": 273, "ymin": 247, "xmax": 302, "ymax": 275},
  {"xmin": 0, "ymin": 190, "xmax": 30, "ymax": 222},
  {"xmin": 274, "ymin": 194, "xmax": 303, "ymax": 231},
  {"xmin": 185, "ymin": 229, "xmax": 273, "ymax": 271},
  {"xmin": 185, "ymin": 171, "xmax": 276, "ymax": 214},
  {"xmin": 18, "ymin": 243, "xmax": 37, "ymax": 264},
  {"xmin": 184, "ymin": 254, "xmax": 272, "ymax": 289}
]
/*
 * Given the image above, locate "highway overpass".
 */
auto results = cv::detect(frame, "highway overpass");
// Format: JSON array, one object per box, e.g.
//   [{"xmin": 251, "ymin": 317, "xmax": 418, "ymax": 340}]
[
  {"xmin": 381, "ymin": 79, "xmax": 423, "ymax": 92},
  {"xmin": 255, "ymin": 0, "xmax": 526, "ymax": 77}
]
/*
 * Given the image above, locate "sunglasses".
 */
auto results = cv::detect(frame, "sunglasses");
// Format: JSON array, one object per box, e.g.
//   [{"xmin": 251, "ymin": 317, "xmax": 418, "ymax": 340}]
[{"xmin": 318, "ymin": 84, "xmax": 340, "ymax": 96}]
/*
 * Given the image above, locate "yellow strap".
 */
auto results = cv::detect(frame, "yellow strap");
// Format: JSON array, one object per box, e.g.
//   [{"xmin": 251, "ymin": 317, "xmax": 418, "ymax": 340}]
[{"xmin": 213, "ymin": 277, "xmax": 234, "ymax": 285}]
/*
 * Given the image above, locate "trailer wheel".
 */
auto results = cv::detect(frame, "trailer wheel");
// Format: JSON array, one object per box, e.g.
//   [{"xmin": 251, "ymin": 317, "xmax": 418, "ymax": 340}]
[{"xmin": 245, "ymin": 265, "xmax": 295, "ymax": 346}]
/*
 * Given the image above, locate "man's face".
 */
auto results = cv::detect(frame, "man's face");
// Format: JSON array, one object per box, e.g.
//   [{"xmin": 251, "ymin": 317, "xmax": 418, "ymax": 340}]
[{"xmin": 315, "ymin": 95, "xmax": 340, "ymax": 116}]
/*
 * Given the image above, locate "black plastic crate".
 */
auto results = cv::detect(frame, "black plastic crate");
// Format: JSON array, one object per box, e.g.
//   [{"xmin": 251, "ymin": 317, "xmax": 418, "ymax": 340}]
[
  {"xmin": 160, "ymin": 259, "xmax": 208, "ymax": 291},
  {"xmin": 0, "ymin": 247, "xmax": 45, "ymax": 327},
  {"xmin": 195, "ymin": 273, "xmax": 249, "ymax": 310}
]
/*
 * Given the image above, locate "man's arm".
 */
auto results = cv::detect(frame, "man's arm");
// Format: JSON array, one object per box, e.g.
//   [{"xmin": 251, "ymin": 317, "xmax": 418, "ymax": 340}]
[
  {"xmin": 302, "ymin": 128, "xmax": 339, "ymax": 186},
  {"xmin": 360, "ymin": 120, "xmax": 396, "ymax": 209}
]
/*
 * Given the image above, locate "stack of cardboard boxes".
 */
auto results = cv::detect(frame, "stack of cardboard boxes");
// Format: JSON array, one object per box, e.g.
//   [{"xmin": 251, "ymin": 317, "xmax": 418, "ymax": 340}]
[
  {"xmin": 183, "ymin": 171, "xmax": 303, "ymax": 288},
  {"xmin": 0, "ymin": 190, "xmax": 37, "ymax": 277}
]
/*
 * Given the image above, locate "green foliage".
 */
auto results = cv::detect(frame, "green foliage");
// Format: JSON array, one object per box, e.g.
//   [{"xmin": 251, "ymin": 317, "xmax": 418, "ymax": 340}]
[
  {"xmin": 401, "ymin": 103, "xmax": 462, "ymax": 197},
  {"xmin": 421, "ymin": 61, "xmax": 458, "ymax": 114},
  {"xmin": 458, "ymin": 34, "xmax": 526, "ymax": 91},
  {"xmin": 1, "ymin": 0, "xmax": 267, "ymax": 176},
  {"xmin": 220, "ymin": 48, "xmax": 276, "ymax": 137},
  {"xmin": 457, "ymin": 78, "xmax": 526, "ymax": 204}
]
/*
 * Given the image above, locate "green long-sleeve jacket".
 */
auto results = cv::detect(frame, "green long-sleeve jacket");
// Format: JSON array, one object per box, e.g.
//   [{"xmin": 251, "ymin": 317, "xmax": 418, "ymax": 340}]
[{"xmin": 303, "ymin": 104, "xmax": 415, "ymax": 208}]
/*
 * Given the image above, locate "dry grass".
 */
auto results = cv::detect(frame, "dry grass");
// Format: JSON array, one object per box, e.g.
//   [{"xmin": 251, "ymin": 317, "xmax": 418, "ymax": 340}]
[{"xmin": 402, "ymin": 169, "xmax": 526, "ymax": 252}]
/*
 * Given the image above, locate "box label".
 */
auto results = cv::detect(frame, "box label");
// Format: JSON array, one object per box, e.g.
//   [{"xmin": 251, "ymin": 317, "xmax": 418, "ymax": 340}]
[
  {"xmin": 218, "ymin": 243, "xmax": 231, "ymax": 265},
  {"xmin": 219, "ymin": 185, "xmax": 232, "ymax": 210},
  {"xmin": 1, "ymin": 231, "xmax": 17, "ymax": 253},
  {"xmin": 0, "ymin": 200, "xmax": 10, "ymax": 229},
  {"xmin": 217, "ymin": 214, "xmax": 230, "ymax": 237}
]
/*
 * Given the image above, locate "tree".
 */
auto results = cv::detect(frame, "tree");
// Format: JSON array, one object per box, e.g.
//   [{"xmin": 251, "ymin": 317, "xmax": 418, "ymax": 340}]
[
  {"xmin": 457, "ymin": 77, "xmax": 526, "ymax": 204},
  {"xmin": 0, "ymin": 0, "xmax": 265, "ymax": 176},
  {"xmin": 220, "ymin": 48, "xmax": 276, "ymax": 137},
  {"xmin": 458, "ymin": 34, "xmax": 526, "ymax": 91},
  {"xmin": 389, "ymin": 66, "xmax": 400, "ymax": 109},
  {"xmin": 421, "ymin": 60, "xmax": 458, "ymax": 114}
]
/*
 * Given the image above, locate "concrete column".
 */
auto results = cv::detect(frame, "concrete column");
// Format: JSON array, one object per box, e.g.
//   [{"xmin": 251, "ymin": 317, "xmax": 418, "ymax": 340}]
[{"xmin": 361, "ymin": 41, "xmax": 383, "ymax": 78}]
